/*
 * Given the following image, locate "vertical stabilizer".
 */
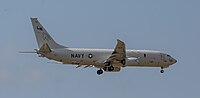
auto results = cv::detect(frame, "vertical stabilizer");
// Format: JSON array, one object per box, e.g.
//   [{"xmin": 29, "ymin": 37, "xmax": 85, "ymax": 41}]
[{"xmin": 31, "ymin": 18, "xmax": 66, "ymax": 49}]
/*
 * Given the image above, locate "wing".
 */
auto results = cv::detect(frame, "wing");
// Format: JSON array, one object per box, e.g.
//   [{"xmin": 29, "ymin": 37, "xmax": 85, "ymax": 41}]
[{"xmin": 105, "ymin": 39, "xmax": 126, "ymax": 66}]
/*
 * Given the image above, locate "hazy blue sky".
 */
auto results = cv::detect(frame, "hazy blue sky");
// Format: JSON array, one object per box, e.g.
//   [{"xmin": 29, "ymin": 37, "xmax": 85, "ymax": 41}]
[{"xmin": 0, "ymin": 0, "xmax": 199, "ymax": 98}]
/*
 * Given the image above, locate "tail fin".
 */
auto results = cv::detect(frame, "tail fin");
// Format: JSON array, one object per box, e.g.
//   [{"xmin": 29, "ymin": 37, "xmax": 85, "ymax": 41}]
[{"xmin": 31, "ymin": 18, "xmax": 66, "ymax": 49}]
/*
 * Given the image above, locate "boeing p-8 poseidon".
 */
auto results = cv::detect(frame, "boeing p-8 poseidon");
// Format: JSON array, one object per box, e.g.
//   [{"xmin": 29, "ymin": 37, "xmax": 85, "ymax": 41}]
[{"xmin": 25, "ymin": 18, "xmax": 177, "ymax": 75}]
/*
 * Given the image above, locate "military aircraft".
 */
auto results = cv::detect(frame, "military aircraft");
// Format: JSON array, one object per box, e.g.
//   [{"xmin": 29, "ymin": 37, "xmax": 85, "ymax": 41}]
[{"xmin": 24, "ymin": 18, "xmax": 177, "ymax": 75}]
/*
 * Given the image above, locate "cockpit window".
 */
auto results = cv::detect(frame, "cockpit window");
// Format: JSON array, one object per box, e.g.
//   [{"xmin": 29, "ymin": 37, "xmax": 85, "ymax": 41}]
[{"xmin": 167, "ymin": 55, "xmax": 171, "ymax": 57}]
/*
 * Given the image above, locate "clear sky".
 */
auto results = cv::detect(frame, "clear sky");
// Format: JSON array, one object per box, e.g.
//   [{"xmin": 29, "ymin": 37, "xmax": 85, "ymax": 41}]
[{"xmin": 0, "ymin": 0, "xmax": 199, "ymax": 98}]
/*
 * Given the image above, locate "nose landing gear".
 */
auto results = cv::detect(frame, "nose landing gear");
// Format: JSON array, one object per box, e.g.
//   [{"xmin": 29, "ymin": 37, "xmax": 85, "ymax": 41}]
[
  {"xmin": 160, "ymin": 69, "xmax": 164, "ymax": 73},
  {"xmin": 160, "ymin": 67, "xmax": 164, "ymax": 73}
]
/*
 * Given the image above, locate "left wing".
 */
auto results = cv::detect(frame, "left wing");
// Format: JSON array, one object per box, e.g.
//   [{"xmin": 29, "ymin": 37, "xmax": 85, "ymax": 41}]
[{"xmin": 105, "ymin": 39, "xmax": 126, "ymax": 66}]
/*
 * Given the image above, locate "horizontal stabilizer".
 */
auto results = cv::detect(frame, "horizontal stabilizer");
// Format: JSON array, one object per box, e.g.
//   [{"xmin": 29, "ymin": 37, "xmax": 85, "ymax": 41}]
[{"xmin": 38, "ymin": 43, "xmax": 52, "ymax": 54}]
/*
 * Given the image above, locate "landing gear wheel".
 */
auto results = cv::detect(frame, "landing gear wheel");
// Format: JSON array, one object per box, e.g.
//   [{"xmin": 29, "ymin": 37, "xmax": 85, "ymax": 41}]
[
  {"xmin": 160, "ymin": 69, "xmax": 164, "ymax": 73},
  {"xmin": 108, "ymin": 66, "xmax": 114, "ymax": 71},
  {"xmin": 97, "ymin": 69, "xmax": 103, "ymax": 75}
]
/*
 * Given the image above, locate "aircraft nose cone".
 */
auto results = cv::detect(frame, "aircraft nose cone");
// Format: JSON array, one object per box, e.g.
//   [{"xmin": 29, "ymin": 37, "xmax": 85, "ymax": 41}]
[
  {"xmin": 175, "ymin": 59, "xmax": 177, "ymax": 63},
  {"xmin": 173, "ymin": 58, "xmax": 177, "ymax": 64}
]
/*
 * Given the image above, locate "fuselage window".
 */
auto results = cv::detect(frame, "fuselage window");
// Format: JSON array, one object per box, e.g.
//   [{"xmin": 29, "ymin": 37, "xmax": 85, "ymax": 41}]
[{"xmin": 144, "ymin": 54, "xmax": 146, "ymax": 57}]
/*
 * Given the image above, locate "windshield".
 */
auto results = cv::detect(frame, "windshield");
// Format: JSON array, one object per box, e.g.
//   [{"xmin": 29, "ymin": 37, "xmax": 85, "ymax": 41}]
[{"xmin": 167, "ymin": 55, "xmax": 171, "ymax": 57}]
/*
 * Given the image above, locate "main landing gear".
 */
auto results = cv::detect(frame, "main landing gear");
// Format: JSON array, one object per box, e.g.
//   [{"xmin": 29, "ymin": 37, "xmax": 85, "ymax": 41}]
[
  {"xmin": 160, "ymin": 67, "xmax": 164, "ymax": 73},
  {"xmin": 97, "ymin": 69, "xmax": 103, "ymax": 75}
]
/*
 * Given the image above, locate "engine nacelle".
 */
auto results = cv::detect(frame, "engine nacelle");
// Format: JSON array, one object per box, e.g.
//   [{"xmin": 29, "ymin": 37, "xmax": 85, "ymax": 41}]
[
  {"xmin": 125, "ymin": 57, "xmax": 139, "ymax": 65},
  {"xmin": 103, "ymin": 66, "xmax": 121, "ymax": 72}
]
